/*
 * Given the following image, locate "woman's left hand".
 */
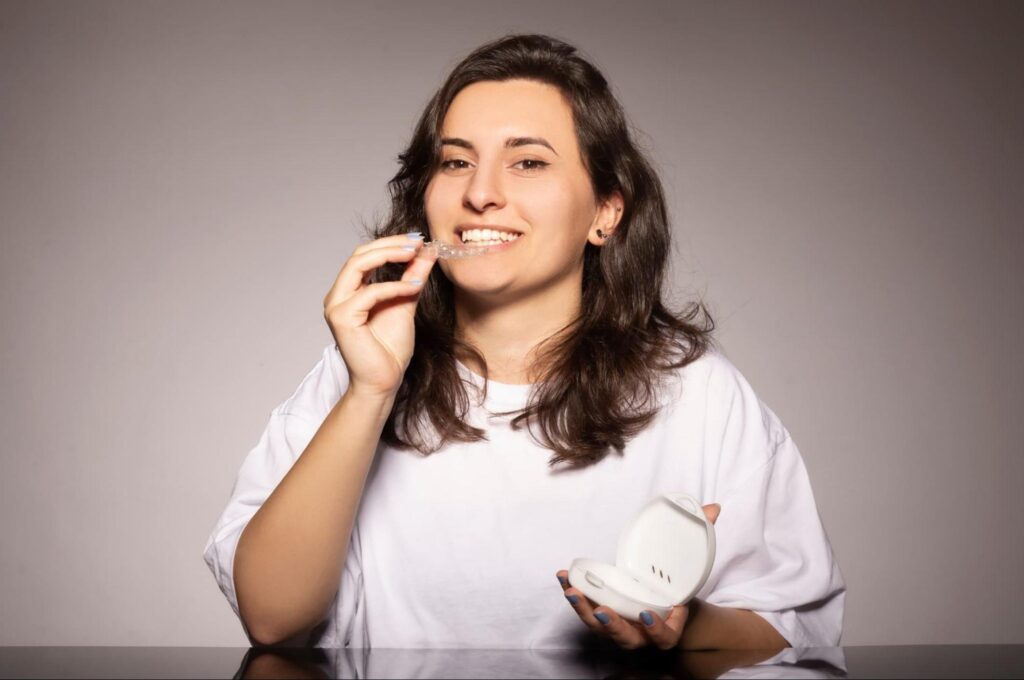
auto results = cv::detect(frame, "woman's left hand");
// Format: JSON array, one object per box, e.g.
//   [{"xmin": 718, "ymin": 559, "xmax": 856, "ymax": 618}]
[{"xmin": 557, "ymin": 503, "xmax": 721, "ymax": 651}]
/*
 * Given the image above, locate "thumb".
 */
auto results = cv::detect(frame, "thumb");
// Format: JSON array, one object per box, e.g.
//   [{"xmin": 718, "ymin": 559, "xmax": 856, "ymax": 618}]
[{"xmin": 702, "ymin": 503, "xmax": 721, "ymax": 525}]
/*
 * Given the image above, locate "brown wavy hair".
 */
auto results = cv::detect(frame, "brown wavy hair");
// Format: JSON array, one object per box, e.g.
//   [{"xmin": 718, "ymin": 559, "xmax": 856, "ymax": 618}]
[{"xmin": 365, "ymin": 33, "xmax": 718, "ymax": 467}]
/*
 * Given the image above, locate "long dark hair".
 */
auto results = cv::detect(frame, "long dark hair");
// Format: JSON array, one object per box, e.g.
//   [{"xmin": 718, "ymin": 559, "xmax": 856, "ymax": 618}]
[{"xmin": 366, "ymin": 33, "xmax": 717, "ymax": 467}]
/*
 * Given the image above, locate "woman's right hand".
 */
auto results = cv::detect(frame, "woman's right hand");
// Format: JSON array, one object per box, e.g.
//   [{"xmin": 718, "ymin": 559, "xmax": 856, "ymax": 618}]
[{"xmin": 323, "ymin": 232, "xmax": 439, "ymax": 399}]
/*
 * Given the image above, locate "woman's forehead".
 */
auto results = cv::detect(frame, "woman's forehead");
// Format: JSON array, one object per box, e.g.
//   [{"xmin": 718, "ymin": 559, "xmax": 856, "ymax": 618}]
[{"xmin": 441, "ymin": 80, "xmax": 576, "ymax": 152}]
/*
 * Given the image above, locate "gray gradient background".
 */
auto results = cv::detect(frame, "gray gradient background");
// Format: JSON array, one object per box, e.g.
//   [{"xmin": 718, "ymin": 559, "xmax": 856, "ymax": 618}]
[{"xmin": 0, "ymin": 0, "xmax": 1020, "ymax": 647}]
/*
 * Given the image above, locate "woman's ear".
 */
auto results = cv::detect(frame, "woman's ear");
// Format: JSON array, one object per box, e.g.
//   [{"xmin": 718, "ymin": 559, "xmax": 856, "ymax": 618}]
[{"xmin": 588, "ymin": 193, "xmax": 624, "ymax": 247}]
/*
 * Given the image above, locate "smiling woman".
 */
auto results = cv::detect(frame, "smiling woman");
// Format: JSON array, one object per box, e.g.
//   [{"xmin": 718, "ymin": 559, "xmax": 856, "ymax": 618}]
[
  {"xmin": 204, "ymin": 33, "xmax": 845, "ymax": 653},
  {"xmin": 383, "ymin": 62, "xmax": 717, "ymax": 462}
]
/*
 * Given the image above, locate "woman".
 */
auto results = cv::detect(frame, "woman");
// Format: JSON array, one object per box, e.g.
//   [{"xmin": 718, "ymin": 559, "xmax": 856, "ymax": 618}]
[{"xmin": 204, "ymin": 34, "xmax": 845, "ymax": 650}]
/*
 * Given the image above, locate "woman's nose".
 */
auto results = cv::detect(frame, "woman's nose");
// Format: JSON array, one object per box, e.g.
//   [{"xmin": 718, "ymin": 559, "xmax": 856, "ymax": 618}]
[{"xmin": 462, "ymin": 163, "xmax": 506, "ymax": 212}]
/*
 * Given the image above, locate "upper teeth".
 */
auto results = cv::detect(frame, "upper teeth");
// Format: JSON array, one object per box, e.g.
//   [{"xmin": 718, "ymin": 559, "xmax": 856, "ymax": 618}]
[{"xmin": 460, "ymin": 229, "xmax": 521, "ymax": 243}]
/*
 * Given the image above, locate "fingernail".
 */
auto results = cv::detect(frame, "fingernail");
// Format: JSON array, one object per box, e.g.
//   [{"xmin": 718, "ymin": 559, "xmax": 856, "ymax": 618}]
[
  {"xmin": 566, "ymin": 595, "xmax": 579, "ymax": 605},
  {"xmin": 595, "ymin": 612, "xmax": 611, "ymax": 625},
  {"xmin": 558, "ymin": 575, "xmax": 568, "ymax": 586},
  {"xmin": 408, "ymin": 279, "xmax": 423, "ymax": 285},
  {"xmin": 640, "ymin": 611, "xmax": 654, "ymax": 626},
  {"xmin": 402, "ymin": 245, "xmax": 417, "ymax": 251},
  {"xmin": 406, "ymin": 231, "xmax": 424, "ymax": 239}
]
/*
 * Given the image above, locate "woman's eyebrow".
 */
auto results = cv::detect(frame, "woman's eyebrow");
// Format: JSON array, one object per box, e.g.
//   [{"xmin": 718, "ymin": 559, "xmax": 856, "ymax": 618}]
[{"xmin": 440, "ymin": 136, "xmax": 559, "ymax": 156}]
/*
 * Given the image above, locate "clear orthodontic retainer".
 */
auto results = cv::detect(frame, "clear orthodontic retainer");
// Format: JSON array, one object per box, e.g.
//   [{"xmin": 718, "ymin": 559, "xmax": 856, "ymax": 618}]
[{"xmin": 420, "ymin": 239, "xmax": 502, "ymax": 259}]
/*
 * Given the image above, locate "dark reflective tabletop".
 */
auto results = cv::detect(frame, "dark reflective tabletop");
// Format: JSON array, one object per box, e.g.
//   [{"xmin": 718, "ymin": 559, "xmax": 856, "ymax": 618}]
[{"xmin": 0, "ymin": 645, "xmax": 1022, "ymax": 678}]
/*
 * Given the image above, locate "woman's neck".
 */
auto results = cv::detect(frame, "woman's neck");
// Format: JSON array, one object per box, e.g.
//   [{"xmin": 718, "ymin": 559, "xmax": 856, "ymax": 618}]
[{"xmin": 454, "ymin": 273, "xmax": 582, "ymax": 385}]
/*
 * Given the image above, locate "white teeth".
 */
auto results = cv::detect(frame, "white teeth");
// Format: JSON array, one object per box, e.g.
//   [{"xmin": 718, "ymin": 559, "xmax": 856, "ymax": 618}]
[{"xmin": 460, "ymin": 228, "xmax": 522, "ymax": 244}]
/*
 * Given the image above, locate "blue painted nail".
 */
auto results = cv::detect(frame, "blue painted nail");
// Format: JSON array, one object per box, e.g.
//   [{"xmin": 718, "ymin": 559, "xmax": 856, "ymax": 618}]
[
  {"xmin": 566, "ymin": 595, "xmax": 579, "ymax": 605},
  {"xmin": 402, "ymin": 245, "xmax": 417, "ymax": 251},
  {"xmin": 558, "ymin": 575, "xmax": 568, "ymax": 586},
  {"xmin": 640, "ymin": 611, "xmax": 654, "ymax": 626},
  {"xmin": 595, "ymin": 612, "xmax": 611, "ymax": 625},
  {"xmin": 408, "ymin": 279, "xmax": 423, "ymax": 285},
  {"xmin": 406, "ymin": 231, "xmax": 424, "ymax": 239}
]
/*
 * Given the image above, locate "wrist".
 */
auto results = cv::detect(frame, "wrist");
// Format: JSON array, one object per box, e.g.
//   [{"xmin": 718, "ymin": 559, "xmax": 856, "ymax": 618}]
[
  {"xmin": 679, "ymin": 598, "xmax": 708, "ymax": 650},
  {"xmin": 679, "ymin": 599, "xmax": 789, "ymax": 651},
  {"xmin": 345, "ymin": 382, "xmax": 399, "ymax": 404},
  {"xmin": 339, "ymin": 384, "xmax": 398, "ymax": 423}
]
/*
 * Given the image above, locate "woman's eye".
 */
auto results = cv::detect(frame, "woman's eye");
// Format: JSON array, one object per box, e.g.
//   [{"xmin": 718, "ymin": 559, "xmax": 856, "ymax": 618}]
[
  {"xmin": 514, "ymin": 159, "xmax": 549, "ymax": 173},
  {"xmin": 439, "ymin": 158, "xmax": 549, "ymax": 173}
]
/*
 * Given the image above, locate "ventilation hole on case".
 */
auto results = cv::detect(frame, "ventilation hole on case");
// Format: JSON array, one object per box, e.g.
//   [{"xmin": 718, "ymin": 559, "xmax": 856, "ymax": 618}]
[
  {"xmin": 659, "ymin": 569, "xmax": 663, "ymax": 579},
  {"xmin": 667, "ymin": 574, "xmax": 672, "ymax": 583},
  {"xmin": 651, "ymin": 565, "xmax": 655, "ymax": 574}
]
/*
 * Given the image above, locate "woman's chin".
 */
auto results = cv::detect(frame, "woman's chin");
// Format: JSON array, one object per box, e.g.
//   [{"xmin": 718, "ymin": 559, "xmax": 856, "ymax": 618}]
[
  {"xmin": 454, "ymin": 277, "xmax": 516, "ymax": 296},
  {"xmin": 449, "ymin": 267, "xmax": 529, "ymax": 297}
]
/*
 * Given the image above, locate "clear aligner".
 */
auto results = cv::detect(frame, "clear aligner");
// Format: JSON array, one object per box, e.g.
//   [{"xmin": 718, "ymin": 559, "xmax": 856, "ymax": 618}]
[{"xmin": 421, "ymin": 240, "xmax": 498, "ymax": 259}]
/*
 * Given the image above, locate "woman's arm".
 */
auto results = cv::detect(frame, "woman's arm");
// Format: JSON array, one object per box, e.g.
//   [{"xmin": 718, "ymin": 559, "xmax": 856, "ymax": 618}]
[
  {"xmin": 233, "ymin": 386, "xmax": 395, "ymax": 646},
  {"xmin": 680, "ymin": 599, "xmax": 790, "ymax": 650}
]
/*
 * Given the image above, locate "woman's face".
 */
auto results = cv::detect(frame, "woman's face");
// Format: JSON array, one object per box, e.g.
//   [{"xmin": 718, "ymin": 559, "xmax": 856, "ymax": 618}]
[{"xmin": 424, "ymin": 78, "xmax": 619, "ymax": 300}]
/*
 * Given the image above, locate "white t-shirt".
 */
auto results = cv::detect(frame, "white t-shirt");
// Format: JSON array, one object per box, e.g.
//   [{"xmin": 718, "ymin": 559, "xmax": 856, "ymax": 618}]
[{"xmin": 204, "ymin": 343, "xmax": 846, "ymax": 649}]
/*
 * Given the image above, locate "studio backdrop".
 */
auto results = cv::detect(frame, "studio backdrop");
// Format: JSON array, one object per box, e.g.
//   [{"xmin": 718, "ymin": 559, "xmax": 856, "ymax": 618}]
[{"xmin": 0, "ymin": 0, "xmax": 1020, "ymax": 646}]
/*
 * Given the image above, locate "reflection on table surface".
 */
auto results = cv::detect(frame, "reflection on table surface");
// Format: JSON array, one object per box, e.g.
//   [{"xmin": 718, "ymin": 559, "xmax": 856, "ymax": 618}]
[
  {"xmin": 0, "ymin": 644, "xmax": 1022, "ymax": 678},
  {"xmin": 238, "ymin": 645, "xmax": 844, "ymax": 679}
]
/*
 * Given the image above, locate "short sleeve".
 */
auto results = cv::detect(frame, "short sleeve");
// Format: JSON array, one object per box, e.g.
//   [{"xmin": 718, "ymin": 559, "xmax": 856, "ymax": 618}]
[
  {"xmin": 693, "ymin": 352, "xmax": 847, "ymax": 647},
  {"xmin": 700, "ymin": 435, "xmax": 846, "ymax": 647},
  {"xmin": 202, "ymin": 343, "xmax": 362, "ymax": 643}
]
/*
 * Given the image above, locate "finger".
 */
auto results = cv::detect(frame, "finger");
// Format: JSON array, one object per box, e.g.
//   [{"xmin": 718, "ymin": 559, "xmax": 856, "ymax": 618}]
[
  {"xmin": 325, "ymin": 243, "xmax": 424, "ymax": 308},
  {"xmin": 556, "ymin": 570, "xmax": 570, "ymax": 592},
  {"xmin": 703, "ymin": 503, "xmax": 721, "ymax": 525},
  {"xmin": 350, "ymin": 234, "xmax": 429, "ymax": 277},
  {"xmin": 663, "ymin": 603, "xmax": 691, "ymax": 637},
  {"xmin": 637, "ymin": 608, "xmax": 685, "ymax": 651},
  {"xmin": 563, "ymin": 588, "xmax": 608, "ymax": 636},
  {"xmin": 328, "ymin": 280, "xmax": 426, "ymax": 330},
  {"xmin": 590, "ymin": 606, "xmax": 648, "ymax": 650},
  {"xmin": 401, "ymin": 241, "xmax": 440, "ymax": 282},
  {"xmin": 351, "ymin": 232, "xmax": 426, "ymax": 256}
]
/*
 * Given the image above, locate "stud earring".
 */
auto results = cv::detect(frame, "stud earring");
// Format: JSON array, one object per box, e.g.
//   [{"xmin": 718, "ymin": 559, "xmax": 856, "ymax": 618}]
[{"xmin": 597, "ymin": 229, "xmax": 607, "ymax": 239}]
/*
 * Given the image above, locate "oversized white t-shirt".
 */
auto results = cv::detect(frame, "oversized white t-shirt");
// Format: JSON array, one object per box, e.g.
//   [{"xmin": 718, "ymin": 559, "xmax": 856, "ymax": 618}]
[{"xmin": 204, "ymin": 343, "xmax": 846, "ymax": 649}]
